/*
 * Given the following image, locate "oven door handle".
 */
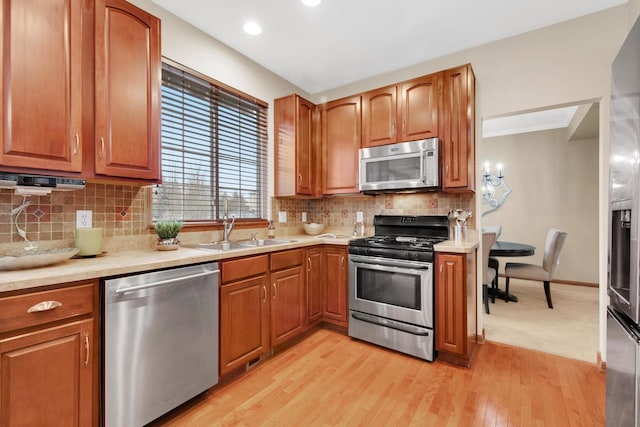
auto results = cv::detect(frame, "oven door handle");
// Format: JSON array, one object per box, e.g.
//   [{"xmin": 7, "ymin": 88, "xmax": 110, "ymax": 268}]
[{"xmin": 349, "ymin": 255, "xmax": 431, "ymax": 271}]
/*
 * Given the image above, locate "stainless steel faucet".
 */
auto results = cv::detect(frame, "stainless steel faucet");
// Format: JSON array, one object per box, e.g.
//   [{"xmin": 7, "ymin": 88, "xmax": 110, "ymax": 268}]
[
  {"xmin": 222, "ymin": 196, "xmax": 235, "ymax": 242},
  {"xmin": 222, "ymin": 215, "xmax": 235, "ymax": 242}
]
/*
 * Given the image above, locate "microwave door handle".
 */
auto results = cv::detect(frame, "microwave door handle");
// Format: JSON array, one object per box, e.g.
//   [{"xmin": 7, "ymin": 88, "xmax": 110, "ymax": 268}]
[{"xmin": 421, "ymin": 149, "xmax": 427, "ymax": 183}]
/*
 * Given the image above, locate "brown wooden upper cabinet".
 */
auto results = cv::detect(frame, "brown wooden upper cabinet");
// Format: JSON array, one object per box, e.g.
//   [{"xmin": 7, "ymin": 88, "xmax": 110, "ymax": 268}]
[
  {"xmin": 441, "ymin": 64, "xmax": 475, "ymax": 192},
  {"xmin": 361, "ymin": 74, "xmax": 439, "ymax": 148},
  {"xmin": 274, "ymin": 94, "xmax": 318, "ymax": 196},
  {"xmin": 0, "ymin": 0, "xmax": 161, "ymax": 183},
  {"xmin": 361, "ymin": 85, "xmax": 397, "ymax": 147},
  {"xmin": 94, "ymin": 0, "xmax": 161, "ymax": 181},
  {"xmin": 0, "ymin": 0, "xmax": 85, "ymax": 172},
  {"xmin": 400, "ymin": 74, "xmax": 440, "ymax": 143},
  {"xmin": 322, "ymin": 96, "xmax": 361, "ymax": 195}
]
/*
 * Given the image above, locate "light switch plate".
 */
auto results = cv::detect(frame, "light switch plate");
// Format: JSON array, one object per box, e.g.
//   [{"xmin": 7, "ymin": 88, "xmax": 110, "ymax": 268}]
[
  {"xmin": 278, "ymin": 211, "xmax": 287, "ymax": 223},
  {"xmin": 356, "ymin": 211, "xmax": 364, "ymax": 223},
  {"xmin": 76, "ymin": 210, "xmax": 92, "ymax": 228},
  {"xmin": 301, "ymin": 212, "xmax": 307, "ymax": 222}
]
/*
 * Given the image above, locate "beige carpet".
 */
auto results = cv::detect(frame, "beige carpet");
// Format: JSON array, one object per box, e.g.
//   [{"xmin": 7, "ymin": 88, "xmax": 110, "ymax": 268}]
[{"xmin": 483, "ymin": 278, "xmax": 599, "ymax": 363}]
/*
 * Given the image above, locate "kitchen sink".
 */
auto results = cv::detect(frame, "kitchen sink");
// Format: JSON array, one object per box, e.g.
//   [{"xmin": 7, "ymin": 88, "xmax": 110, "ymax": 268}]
[
  {"xmin": 193, "ymin": 242, "xmax": 248, "ymax": 252},
  {"xmin": 192, "ymin": 239, "xmax": 294, "ymax": 252},
  {"xmin": 237, "ymin": 239, "xmax": 295, "ymax": 247}
]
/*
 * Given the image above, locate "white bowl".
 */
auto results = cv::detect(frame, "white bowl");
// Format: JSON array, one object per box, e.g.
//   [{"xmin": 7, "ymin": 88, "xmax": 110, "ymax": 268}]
[{"xmin": 303, "ymin": 223, "xmax": 325, "ymax": 235}]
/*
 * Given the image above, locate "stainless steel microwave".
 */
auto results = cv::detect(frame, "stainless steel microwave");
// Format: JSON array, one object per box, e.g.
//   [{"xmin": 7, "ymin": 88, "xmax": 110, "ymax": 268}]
[{"xmin": 358, "ymin": 138, "xmax": 439, "ymax": 193}]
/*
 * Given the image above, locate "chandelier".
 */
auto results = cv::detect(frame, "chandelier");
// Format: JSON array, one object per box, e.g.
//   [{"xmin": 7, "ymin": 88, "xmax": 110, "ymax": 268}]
[{"xmin": 481, "ymin": 162, "xmax": 511, "ymax": 216}]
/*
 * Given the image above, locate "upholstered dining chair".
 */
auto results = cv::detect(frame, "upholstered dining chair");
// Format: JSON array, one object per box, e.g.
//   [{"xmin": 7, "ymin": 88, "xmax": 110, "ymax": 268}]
[
  {"xmin": 482, "ymin": 225, "xmax": 502, "ymax": 301},
  {"xmin": 504, "ymin": 228, "xmax": 568, "ymax": 309},
  {"xmin": 482, "ymin": 232, "xmax": 498, "ymax": 314}
]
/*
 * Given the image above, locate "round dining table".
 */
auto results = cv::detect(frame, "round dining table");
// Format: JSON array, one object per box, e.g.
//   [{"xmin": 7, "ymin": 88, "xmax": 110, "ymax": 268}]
[
  {"xmin": 490, "ymin": 241, "xmax": 536, "ymax": 257},
  {"xmin": 488, "ymin": 241, "xmax": 536, "ymax": 303}
]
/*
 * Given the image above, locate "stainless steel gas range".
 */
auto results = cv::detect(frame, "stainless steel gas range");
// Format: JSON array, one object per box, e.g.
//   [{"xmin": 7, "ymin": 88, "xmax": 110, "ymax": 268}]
[{"xmin": 348, "ymin": 215, "xmax": 449, "ymax": 361}]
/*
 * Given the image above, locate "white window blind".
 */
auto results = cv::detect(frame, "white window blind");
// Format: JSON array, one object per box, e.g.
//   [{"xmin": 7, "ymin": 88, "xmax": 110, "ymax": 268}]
[{"xmin": 153, "ymin": 62, "xmax": 268, "ymax": 222}]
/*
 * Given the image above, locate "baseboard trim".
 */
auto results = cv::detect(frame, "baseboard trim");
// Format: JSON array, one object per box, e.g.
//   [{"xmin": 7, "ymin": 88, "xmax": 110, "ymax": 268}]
[
  {"xmin": 597, "ymin": 351, "xmax": 606, "ymax": 372},
  {"xmin": 497, "ymin": 274, "xmax": 597, "ymax": 288}
]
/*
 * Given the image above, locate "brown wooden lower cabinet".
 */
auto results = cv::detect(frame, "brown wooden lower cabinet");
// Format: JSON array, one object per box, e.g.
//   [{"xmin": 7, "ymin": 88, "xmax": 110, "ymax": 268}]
[
  {"xmin": 0, "ymin": 282, "xmax": 97, "ymax": 427},
  {"xmin": 323, "ymin": 246, "xmax": 348, "ymax": 326},
  {"xmin": 219, "ymin": 249, "xmax": 305, "ymax": 376},
  {"xmin": 219, "ymin": 273, "xmax": 270, "ymax": 376},
  {"xmin": 435, "ymin": 251, "xmax": 477, "ymax": 367},
  {"xmin": 270, "ymin": 256, "xmax": 305, "ymax": 346},
  {"xmin": 305, "ymin": 247, "xmax": 324, "ymax": 325}
]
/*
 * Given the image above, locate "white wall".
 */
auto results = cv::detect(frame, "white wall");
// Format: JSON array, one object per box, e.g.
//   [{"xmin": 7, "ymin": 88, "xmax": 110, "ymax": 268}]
[{"xmin": 483, "ymin": 129, "xmax": 599, "ymax": 284}]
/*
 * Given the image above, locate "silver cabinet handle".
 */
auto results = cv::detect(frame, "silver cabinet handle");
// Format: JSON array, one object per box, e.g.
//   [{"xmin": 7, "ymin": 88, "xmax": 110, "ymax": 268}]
[
  {"xmin": 272, "ymin": 282, "xmax": 277, "ymax": 299},
  {"xmin": 100, "ymin": 137, "xmax": 105, "ymax": 159},
  {"xmin": 307, "ymin": 257, "xmax": 311, "ymax": 272},
  {"xmin": 84, "ymin": 334, "xmax": 90, "ymax": 367},
  {"xmin": 74, "ymin": 134, "xmax": 79, "ymax": 155},
  {"xmin": 262, "ymin": 285, "xmax": 267, "ymax": 303},
  {"xmin": 114, "ymin": 270, "xmax": 219, "ymax": 294},
  {"xmin": 27, "ymin": 300, "xmax": 62, "ymax": 313},
  {"xmin": 341, "ymin": 256, "xmax": 345, "ymax": 268}
]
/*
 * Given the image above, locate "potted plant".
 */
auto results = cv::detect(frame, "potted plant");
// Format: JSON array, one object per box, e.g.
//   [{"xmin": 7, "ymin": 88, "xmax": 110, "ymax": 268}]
[{"xmin": 154, "ymin": 220, "xmax": 183, "ymax": 250}]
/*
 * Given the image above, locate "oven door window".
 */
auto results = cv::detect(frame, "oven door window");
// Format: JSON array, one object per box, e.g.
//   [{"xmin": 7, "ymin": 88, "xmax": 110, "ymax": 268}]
[{"xmin": 356, "ymin": 267, "xmax": 421, "ymax": 310}]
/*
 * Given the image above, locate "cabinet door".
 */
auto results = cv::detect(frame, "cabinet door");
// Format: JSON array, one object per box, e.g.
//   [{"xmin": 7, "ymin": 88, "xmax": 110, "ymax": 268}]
[
  {"xmin": 323, "ymin": 246, "xmax": 348, "ymax": 323},
  {"xmin": 441, "ymin": 64, "xmax": 475, "ymax": 191},
  {"xmin": 220, "ymin": 274, "xmax": 270, "ymax": 376},
  {"xmin": 274, "ymin": 95, "xmax": 316, "ymax": 196},
  {"xmin": 322, "ymin": 96, "xmax": 361, "ymax": 194},
  {"xmin": 362, "ymin": 85, "xmax": 397, "ymax": 147},
  {"xmin": 435, "ymin": 253, "xmax": 466, "ymax": 355},
  {"xmin": 94, "ymin": 0, "xmax": 161, "ymax": 180},
  {"xmin": 0, "ymin": 0, "xmax": 83, "ymax": 172},
  {"xmin": 306, "ymin": 247, "xmax": 324, "ymax": 325},
  {"xmin": 399, "ymin": 74, "xmax": 439, "ymax": 142},
  {"xmin": 271, "ymin": 266, "xmax": 304, "ymax": 346},
  {"xmin": 0, "ymin": 319, "xmax": 93, "ymax": 427}
]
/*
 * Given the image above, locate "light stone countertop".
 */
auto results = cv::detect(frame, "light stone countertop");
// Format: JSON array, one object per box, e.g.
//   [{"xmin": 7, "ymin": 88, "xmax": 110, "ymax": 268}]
[
  {"xmin": 1, "ymin": 232, "xmax": 478, "ymax": 294},
  {"xmin": 434, "ymin": 237, "xmax": 479, "ymax": 254},
  {"xmin": 0, "ymin": 235, "xmax": 352, "ymax": 294}
]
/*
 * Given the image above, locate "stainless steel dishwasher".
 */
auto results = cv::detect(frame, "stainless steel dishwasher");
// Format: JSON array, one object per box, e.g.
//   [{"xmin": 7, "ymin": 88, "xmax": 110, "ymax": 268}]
[{"xmin": 103, "ymin": 262, "xmax": 219, "ymax": 427}]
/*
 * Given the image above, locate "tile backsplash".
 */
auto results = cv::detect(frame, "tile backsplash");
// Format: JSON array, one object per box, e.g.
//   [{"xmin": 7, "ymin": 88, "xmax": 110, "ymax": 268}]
[
  {"xmin": 0, "ymin": 183, "xmax": 474, "ymax": 250},
  {"xmin": 272, "ymin": 192, "xmax": 474, "ymax": 236},
  {"xmin": 0, "ymin": 183, "xmax": 150, "ymax": 247}
]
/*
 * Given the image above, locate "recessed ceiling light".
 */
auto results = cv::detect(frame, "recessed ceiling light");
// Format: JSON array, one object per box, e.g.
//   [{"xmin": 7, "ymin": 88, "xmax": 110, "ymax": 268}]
[
  {"xmin": 243, "ymin": 21, "xmax": 262, "ymax": 35},
  {"xmin": 301, "ymin": 0, "xmax": 322, "ymax": 6}
]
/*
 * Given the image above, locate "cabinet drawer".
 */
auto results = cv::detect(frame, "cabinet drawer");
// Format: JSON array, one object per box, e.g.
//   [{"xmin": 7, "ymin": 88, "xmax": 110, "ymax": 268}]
[
  {"xmin": 221, "ymin": 255, "xmax": 269, "ymax": 284},
  {"xmin": 270, "ymin": 249, "xmax": 304, "ymax": 271},
  {"xmin": 0, "ymin": 283, "xmax": 94, "ymax": 334}
]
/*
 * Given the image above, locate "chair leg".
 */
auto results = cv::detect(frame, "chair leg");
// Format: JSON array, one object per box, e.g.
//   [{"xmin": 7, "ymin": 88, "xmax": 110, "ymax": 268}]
[
  {"xmin": 544, "ymin": 281, "xmax": 553, "ymax": 309},
  {"xmin": 491, "ymin": 276, "xmax": 497, "ymax": 304},
  {"xmin": 505, "ymin": 277, "xmax": 510, "ymax": 303},
  {"xmin": 483, "ymin": 284, "xmax": 490, "ymax": 314}
]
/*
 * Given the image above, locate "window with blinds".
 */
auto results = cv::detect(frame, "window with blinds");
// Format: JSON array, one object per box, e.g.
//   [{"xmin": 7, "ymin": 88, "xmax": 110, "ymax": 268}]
[{"xmin": 153, "ymin": 62, "xmax": 268, "ymax": 222}]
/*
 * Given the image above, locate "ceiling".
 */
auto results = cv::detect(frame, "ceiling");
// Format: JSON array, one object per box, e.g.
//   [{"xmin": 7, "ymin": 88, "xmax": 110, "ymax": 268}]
[
  {"xmin": 482, "ymin": 103, "xmax": 600, "ymax": 139},
  {"xmin": 150, "ymin": 0, "xmax": 626, "ymax": 94}
]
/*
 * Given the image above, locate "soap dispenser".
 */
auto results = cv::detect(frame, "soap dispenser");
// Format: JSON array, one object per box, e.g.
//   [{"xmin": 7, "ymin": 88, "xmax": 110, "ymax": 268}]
[{"xmin": 267, "ymin": 220, "xmax": 276, "ymax": 238}]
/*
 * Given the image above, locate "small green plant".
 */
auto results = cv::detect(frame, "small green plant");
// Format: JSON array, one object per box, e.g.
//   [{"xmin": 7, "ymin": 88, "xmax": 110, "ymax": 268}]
[{"xmin": 154, "ymin": 220, "xmax": 183, "ymax": 240}]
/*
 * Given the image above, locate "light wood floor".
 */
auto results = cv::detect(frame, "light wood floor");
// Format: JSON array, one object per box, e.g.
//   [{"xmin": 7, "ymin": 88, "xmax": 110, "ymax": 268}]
[{"xmin": 153, "ymin": 328, "xmax": 605, "ymax": 426}]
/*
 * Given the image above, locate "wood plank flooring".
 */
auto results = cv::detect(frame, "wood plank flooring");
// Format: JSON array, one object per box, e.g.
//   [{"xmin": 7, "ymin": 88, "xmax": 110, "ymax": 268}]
[{"xmin": 152, "ymin": 328, "xmax": 605, "ymax": 426}]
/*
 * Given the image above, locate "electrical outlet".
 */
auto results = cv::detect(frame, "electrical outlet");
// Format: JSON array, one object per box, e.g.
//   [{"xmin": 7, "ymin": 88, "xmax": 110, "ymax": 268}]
[
  {"xmin": 76, "ymin": 210, "xmax": 92, "ymax": 228},
  {"xmin": 356, "ymin": 211, "xmax": 363, "ymax": 223},
  {"xmin": 278, "ymin": 211, "xmax": 287, "ymax": 223},
  {"xmin": 301, "ymin": 212, "xmax": 307, "ymax": 222}
]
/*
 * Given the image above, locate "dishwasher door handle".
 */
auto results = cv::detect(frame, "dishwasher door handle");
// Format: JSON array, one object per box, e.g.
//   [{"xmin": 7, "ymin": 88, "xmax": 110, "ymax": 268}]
[{"xmin": 114, "ymin": 270, "xmax": 220, "ymax": 295}]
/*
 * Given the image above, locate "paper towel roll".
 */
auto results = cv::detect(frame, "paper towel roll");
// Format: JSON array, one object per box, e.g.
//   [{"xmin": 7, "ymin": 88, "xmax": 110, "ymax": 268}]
[{"xmin": 75, "ymin": 228, "xmax": 103, "ymax": 256}]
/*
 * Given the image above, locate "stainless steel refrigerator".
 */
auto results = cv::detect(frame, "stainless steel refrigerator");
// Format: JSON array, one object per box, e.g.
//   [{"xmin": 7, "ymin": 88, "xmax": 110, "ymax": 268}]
[{"xmin": 608, "ymin": 13, "xmax": 640, "ymax": 427}]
